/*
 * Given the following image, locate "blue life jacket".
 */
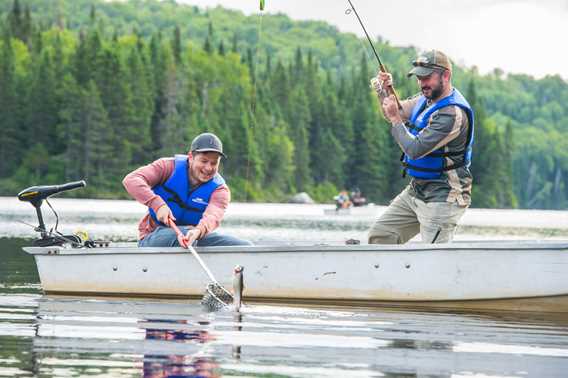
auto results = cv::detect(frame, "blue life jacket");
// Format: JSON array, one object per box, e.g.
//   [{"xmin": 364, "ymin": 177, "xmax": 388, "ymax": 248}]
[
  {"xmin": 403, "ymin": 89, "xmax": 475, "ymax": 179},
  {"xmin": 148, "ymin": 155, "xmax": 225, "ymax": 226}
]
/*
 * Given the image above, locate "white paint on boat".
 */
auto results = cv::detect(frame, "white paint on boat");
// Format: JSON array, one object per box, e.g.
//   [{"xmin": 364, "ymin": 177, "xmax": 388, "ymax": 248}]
[{"xmin": 22, "ymin": 241, "xmax": 568, "ymax": 312}]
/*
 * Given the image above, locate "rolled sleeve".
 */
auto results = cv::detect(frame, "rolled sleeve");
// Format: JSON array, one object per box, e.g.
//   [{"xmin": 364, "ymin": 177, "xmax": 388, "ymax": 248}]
[
  {"xmin": 195, "ymin": 185, "xmax": 230, "ymax": 238},
  {"xmin": 122, "ymin": 158, "xmax": 174, "ymax": 212}
]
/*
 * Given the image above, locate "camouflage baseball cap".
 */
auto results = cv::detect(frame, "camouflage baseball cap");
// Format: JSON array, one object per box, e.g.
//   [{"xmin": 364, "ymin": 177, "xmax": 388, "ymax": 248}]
[{"xmin": 407, "ymin": 50, "xmax": 452, "ymax": 77}]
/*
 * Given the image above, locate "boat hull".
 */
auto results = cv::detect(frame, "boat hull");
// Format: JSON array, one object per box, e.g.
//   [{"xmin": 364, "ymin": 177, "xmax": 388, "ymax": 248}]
[{"xmin": 23, "ymin": 241, "xmax": 568, "ymax": 313}]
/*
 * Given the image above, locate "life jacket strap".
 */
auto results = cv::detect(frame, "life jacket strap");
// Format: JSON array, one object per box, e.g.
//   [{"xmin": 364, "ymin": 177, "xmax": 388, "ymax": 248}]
[
  {"xmin": 401, "ymin": 160, "xmax": 467, "ymax": 173},
  {"xmin": 161, "ymin": 185, "xmax": 202, "ymax": 212},
  {"xmin": 426, "ymin": 149, "xmax": 467, "ymax": 158}
]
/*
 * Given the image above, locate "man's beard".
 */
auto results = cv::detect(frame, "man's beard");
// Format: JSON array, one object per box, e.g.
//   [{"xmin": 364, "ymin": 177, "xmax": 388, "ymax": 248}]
[{"xmin": 422, "ymin": 77, "xmax": 444, "ymax": 100}]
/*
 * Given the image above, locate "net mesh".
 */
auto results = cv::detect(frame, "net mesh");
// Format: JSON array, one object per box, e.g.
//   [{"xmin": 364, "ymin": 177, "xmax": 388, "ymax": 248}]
[{"xmin": 200, "ymin": 283, "xmax": 233, "ymax": 311}]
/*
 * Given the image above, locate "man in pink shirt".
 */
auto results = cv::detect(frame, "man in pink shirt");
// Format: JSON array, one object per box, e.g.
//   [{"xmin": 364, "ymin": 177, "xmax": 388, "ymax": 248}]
[{"xmin": 123, "ymin": 133, "xmax": 252, "ymax": 247}]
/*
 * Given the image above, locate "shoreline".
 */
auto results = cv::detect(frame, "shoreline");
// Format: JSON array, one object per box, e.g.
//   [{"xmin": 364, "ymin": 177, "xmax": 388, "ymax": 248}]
[{"xmin": 1, "ymin": 197, "xmax": 567, "ymax": 241}]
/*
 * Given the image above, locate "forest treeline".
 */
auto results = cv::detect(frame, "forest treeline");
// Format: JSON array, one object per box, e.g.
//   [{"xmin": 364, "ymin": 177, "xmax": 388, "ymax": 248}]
[{"xmin": 0, "ymin": 0, "xmax": 566, "ymax": 209}]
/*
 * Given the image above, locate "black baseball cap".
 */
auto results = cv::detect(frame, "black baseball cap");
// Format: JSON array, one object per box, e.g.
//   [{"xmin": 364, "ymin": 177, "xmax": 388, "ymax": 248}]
[{"xmin": 190, "ymin": 132, "xmax": 226, "ymax": 158}]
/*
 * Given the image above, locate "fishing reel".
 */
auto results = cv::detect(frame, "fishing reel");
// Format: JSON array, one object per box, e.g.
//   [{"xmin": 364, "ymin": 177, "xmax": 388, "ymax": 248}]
[{"xmin": 18, "ymin": 180, "xmax": 92, "ymax": 247}]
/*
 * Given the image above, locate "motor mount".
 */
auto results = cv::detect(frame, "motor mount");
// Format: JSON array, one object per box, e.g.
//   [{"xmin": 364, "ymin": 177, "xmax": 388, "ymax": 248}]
[{"xmin": 18, "ymin": 180, "xmax": 87, "ymax": 244}]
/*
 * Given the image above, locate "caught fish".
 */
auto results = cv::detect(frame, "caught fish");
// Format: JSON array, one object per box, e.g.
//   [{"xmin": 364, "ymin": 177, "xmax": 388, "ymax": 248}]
[{"xmin": 233, "ymin": 265, "xmax": 244, "ymax": 311}]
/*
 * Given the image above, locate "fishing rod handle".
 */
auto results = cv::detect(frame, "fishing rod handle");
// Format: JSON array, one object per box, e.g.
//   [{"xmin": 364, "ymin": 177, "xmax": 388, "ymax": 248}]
[
  {"xmin": 389, "ymin": 86, "xmax": 403, "ymax": 110},
  {"xmin": 377, "ymin": 65, "xmax": 403, "ymax": 110},
  {"xmin": 371, "ymin": 64, "xmax": 402, "ymax": 110}
]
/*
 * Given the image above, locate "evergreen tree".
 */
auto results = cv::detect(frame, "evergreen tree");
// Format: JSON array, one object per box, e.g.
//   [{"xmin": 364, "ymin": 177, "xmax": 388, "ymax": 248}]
[
  {"xmin": 58, "ymin": 77, "xmax": 111, "ymax": 187},
  {"xmin": 319, "ymin": 90, "xmax": 348, "ymax": 186},
  {"xmin": 73, "ymin": 29, "xmax": 102, "ymax": 87},
  {"xmin": 152, "ymin": 43, "xmax": 183, "ymax": 157},
  {"xmin": 22, "ymin": 4, "xmax": 33, "ymax": 46},
  {"xmin": 203, "ymin": 36, "xmax": 212, "ymax": 54},
  {"xmin": 83, "ymin": 80, "xmax": 113, "ymax": 191},
  {"xmin": 246, "ymin": 47, "xmax": 255, "ymax": 83},
  {"xmin": 172, "ymin": 25, "xmax": 182, "ymax": 64},
  {"xmin": 8, "ymin": 0, "xmax": 25, "ymax": 43},
  {"xmin": 469, "ymin": 80, "xmax": 505, "ymax": 207},
  {"xmin": 264, "ymin": 51, "xmax": 272, "ymax": 79},
  {"xmin": 0, "ymin": 33, "xmax": 20, "ymax": 178},
  {"xmin": 27, "ymin": 49, "xmax": 59, "ymax": 154},
  {"xmin": 126, "ymin": 45, "xmax": 153, "ymax": 165},
  {"xmin": 303, "ymin": 50, "xmax": 326, "ymax": 183},
  {"xmin": 52, "ymin": 32, "xmax": 66, "ymax": 81},
  {"xmin": 270, "ymin": 61, "xmax": 290, "ymax": 118},
  {"xmin": 347, "ymin": 54, "xmax": 388, "ymax": 202},
  {"xmin": 263, "ymin": 119, "xmax": 295, "ymax": 194},
  {"xmin": 95, "ymin": 47, "xmax": 137, "ymax": 179},
  {"xmin": 89, "ymin": 4, "xmax": 97, "ymax": 26},
  {"xmin": 288, "ymin": 87, "xmax": 312, "ymax": 191},
  {"xmin": 218, "ymin": 40, "xmax": 225, "ymax": 56},
  {"xmin": 231, "ymin": 32, "xmax": 238, "ymax": 53},
  {"xmin": 499, "ymin": 121, "xmax": 516, "ymax": 207},
  {"xmin": 292, "ymin": 47, "xmax": 304, "ymax": 85}
]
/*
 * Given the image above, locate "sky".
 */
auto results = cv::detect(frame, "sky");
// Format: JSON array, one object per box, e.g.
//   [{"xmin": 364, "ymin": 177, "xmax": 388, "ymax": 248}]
[{"xmin": 178, "ymin": 0, "xmax": 568, "ymax": 80}]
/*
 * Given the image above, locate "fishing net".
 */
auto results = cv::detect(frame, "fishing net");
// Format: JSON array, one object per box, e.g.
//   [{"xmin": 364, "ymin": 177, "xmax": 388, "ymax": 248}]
[{"xmin": 201, "ymin": 283, "xmax": 233, "ymax": 311}]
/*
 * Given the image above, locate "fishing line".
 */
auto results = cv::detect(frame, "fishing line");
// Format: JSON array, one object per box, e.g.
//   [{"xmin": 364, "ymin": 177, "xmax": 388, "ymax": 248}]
[
  {"xmin": 17, "ymin": 220, "xmax": 84, "ymax": 247},
  {"xmin": 344, "ymin": 8, "xmax": 374, "ymax": 63},
  {"xmin": 345, "ymin": 0, "xmax": 384, "ymax": 68},
  {"xmin": 45, "ymin": 199, "xmax": 59, "ymax": 233},
  {"xmin": 345, "ymin": 13, "xmax": 373, "ymax": 64},
  {"xmin": 345, "ymin": 0, "xmax": 402, "ymax": 109}
]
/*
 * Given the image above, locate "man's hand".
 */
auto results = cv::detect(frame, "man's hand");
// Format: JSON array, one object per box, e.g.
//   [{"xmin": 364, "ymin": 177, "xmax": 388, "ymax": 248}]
[
  {"xmin": 156, "ymin": 204, "xmax": 175, "ymax": 224},
  {"xmin": 378, "ymin": 71, "xmax": 393, "ymax": 89},
  {"xmin": 184, "ymin": 228, "xmax": 202, "ymax": 246},
  {"xmin": 382, "ymin": 95, "xmax": 403, "ymax": 125},
  {"xmin": 370, "ymin": 71, "xmax": 393, "ymax": 97}
]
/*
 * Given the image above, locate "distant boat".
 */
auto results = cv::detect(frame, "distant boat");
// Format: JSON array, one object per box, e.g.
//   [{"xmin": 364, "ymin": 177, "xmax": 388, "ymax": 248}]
[
  {"xmin": 23, "ymin": 240, "xmax": 568, "ymax": 313},
  {"xmin": 323, "ymin": 204, "xmax": 376, "ymax": 216},
  {"xmin": 323, "ymin": 207, "xmax": 351, "ymax": 215}
]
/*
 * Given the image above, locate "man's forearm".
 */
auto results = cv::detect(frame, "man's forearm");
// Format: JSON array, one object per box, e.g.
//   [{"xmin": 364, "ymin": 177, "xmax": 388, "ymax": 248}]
[
  {"xmin": 391, "ymin": 109, "xmax": 462, "ymax": 159},
  {"xmin": 390, "ymin": 122, "xmax": 426, "ymax": 159},
  {"xmin": 122, "ymin": 159, "xmax": 173, "ymax": 212}
]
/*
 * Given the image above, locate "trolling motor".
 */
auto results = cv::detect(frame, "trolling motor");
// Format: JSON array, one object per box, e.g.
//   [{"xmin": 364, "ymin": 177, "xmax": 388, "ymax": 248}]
[{"xmin": 18, "ymin": 180, "xmax": 88, "ymax": 247}]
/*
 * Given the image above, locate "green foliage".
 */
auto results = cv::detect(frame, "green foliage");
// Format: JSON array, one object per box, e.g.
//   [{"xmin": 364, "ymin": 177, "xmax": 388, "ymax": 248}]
[
  {"xmin": 0, "ymin": 0, "xmax": 566, "ymax": 209},
  {"xmin": 310, "ymin": 181, "xmax": 339, "ymax": 204}
]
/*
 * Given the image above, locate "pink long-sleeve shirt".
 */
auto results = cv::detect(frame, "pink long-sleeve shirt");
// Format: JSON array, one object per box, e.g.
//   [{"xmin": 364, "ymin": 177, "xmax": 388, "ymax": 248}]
[{"xmin": 122, "ymin": 157, "xmax": 230, "ymax": 241}]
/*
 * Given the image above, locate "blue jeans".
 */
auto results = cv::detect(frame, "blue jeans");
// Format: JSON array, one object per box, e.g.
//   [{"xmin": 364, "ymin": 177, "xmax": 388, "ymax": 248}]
[{"xmin": 138, "ymin": 226, "xmax": 253, "ymax": 247}]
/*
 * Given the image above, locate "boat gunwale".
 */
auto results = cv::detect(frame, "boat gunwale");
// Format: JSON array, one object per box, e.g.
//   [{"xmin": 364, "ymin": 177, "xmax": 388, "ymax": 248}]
[{"xmin": 22, "ymin": 240, "xmax": 568, "ymax": 256}]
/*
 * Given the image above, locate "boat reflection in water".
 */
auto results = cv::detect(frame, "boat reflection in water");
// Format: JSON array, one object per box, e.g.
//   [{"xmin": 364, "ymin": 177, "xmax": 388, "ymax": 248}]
[
  {"xmin": 12, "ymin": 292, "xmax": 568, "ymax": 378},
  {"xmin": 142, "ymin": 320, "xmax": 219, "ymax": 378},
  {"xmin": 32, "ymin": 297, "xmax": 234, "ymax": 378}
]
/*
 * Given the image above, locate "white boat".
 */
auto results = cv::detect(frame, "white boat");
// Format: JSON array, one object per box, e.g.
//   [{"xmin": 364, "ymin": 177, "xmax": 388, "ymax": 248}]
[
  {"xmin": 323, "ymin": 204, "xmax": 377, "ymax": 216},
  {"xmin": 22, "ymin": 240, "xmax": 568, "ymax": 313}
]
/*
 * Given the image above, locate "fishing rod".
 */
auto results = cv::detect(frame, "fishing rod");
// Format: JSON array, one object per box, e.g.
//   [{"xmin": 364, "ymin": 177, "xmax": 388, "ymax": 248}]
[{"xmin": 346, "ymin": 0, "xmax": 402, "ymax": 108}]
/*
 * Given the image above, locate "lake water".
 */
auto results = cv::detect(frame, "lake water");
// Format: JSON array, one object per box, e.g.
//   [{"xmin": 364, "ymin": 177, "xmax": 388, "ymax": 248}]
[{"xmin": 2, "ymin": 197, "xmax": 568, "ymax": 377}]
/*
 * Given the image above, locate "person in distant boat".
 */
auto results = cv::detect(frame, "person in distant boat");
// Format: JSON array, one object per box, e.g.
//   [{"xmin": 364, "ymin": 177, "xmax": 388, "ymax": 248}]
[
  {"xmin": 368, "ymin": 50, "xmax": 474, "ymax": 244},
  {"xmin": 334, "ymin": 190, "xmax": 352, "ymax": 211},
  {"xmin": 123, "ymin": 132, "xmax": 252, "ymax": 247},
  {"xmin": 349, "ymin": 188, "xmax": 367, "ymax": 207}
]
